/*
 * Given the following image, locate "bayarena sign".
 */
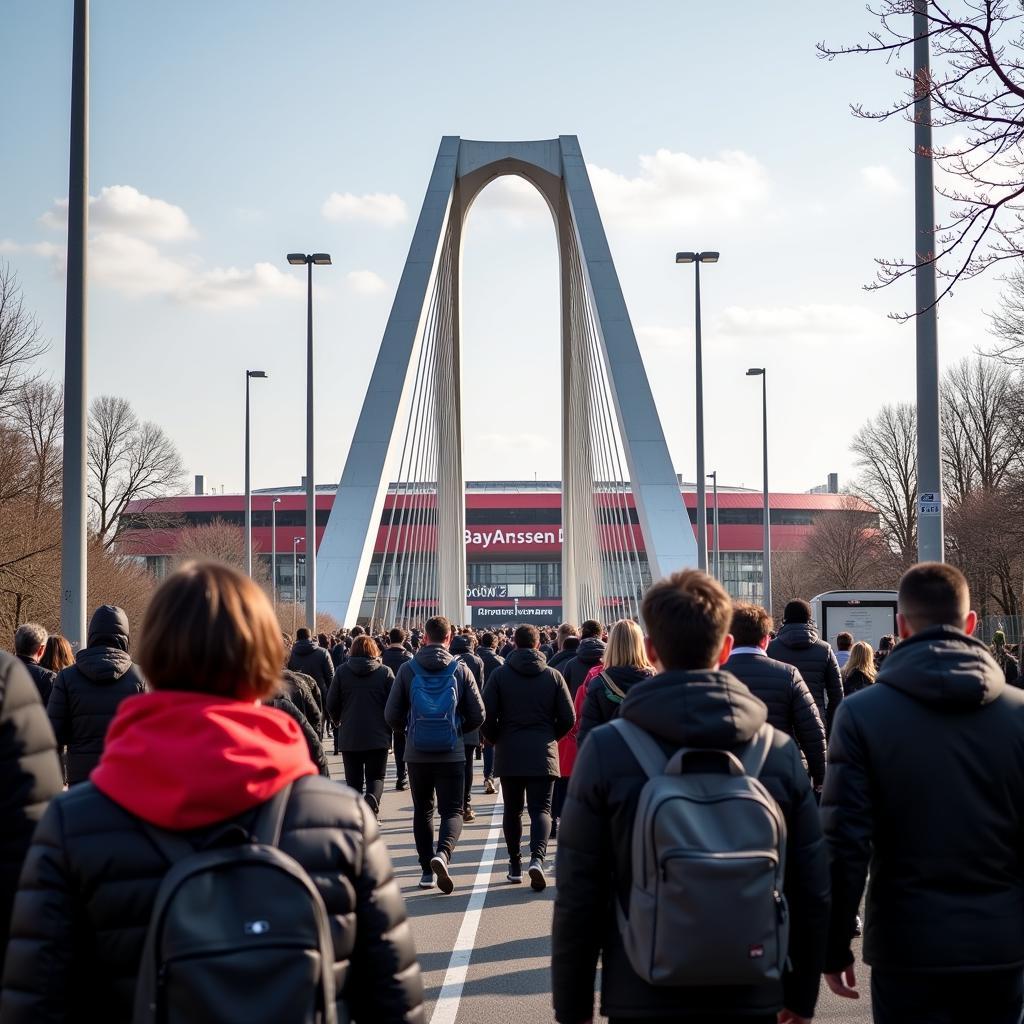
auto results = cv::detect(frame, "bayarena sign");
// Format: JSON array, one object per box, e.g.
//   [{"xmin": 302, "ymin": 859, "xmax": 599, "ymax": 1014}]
[{"xmin": 464, "ymin": 528, "xmax": 564, "ymax": 553}]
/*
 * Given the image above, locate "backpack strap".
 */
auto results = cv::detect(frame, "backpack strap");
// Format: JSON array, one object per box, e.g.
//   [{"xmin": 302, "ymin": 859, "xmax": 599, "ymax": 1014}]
[
  {"xmin": 739, "ymin": 724, "xmax": 775, "ymax": 779},
  {"xmin": 250, "ymin": 781, "xmax": 294, "ymax": 847},
  {"xmin": 601, "ymin": 671, "xmax": 627, "ymax": 703},
  {"xmin": 609, "ymin": 718, "xmax": 669, "ymax": 779}
]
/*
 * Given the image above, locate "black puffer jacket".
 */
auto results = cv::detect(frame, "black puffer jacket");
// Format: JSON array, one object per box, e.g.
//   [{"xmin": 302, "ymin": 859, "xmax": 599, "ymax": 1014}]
[
  {"xmin": 0, "ymin": 775, "xmax": 424, "ymax": 1023},
  {"xmin": 381, "ymin": 645, "xmax": 412, "ymax": 679},
  {"xmin": 562, "ymin": 638, "xmax": 606, "ymax": 697},
  {"xmin": 328, "ymin": 656, "xmax": 394, "ymax": 752},
  {"xmin": 841, "ymin": 668, "xmax": 873, "ymax": 697},
  {"xmin": 576, "ymin": 664, "xmax": 653, "ymax": 750},
  {"xmin": 767, "ymin": 622, "xmax": 843, "ymax": 734},
  {"xmin": 823, "ymin": 626, "xmax": 1024, "ymax": 976},
  {"xmin": 476, "ymin": 646, "xmax": 504, "ymax": 687},
  {"xmin": 450, "ymin": 636, "xmax": 484, "ymax": 746},
  {"xmin": 46, "ymin": 606, "xmax": 145, "ymax": 785},
  {"xmin": 281, "ymin": 669, "xmax": 324, "ymax": 737},
  {"xmin": 481, "ymin": 648, "xmax": 575, "ymax": 777},
  {"xmin": 287, "ymin": 638, "xmax": 334, "ymax": 704},
  {"xmin": 0, "ymin": 653, "xmax": 63, "ymax": 977},
  {"xmin": 726, "ymin": 651, "xmax": 827, "ymax": 786},
  {"xmin": 553, "ymin": 670, "xmax": 829, "ymax": 1022},
  {"xmin": 548, "ymin": 639, "xmax": 580, "ymax": 674},
  {"xmin": 15, "ymin": 656, "xmax": 55, "ymax": 707},
  {"xmin": 264, "ymin": 694, "xmax": 330, "ymax": 778}
]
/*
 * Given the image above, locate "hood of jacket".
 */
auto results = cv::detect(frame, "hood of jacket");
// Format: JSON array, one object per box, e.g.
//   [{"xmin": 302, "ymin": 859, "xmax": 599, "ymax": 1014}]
[
  {"xmin": 876, "ymin": 625, "xmax": 1005, "ymax": 709},
  {"xmin": 774, "ymin": 621, "xmax": 820, "ymax": 651},
  {"xmin": 75, "ymin": 643, "xmax": 135, "ymax": 683},
  {"xmin": 87, "ymin": 604, "xmax": 130, "ymax": 652},
  {"xmin": 620, "ymin": 669, "xmax": 767, "ymax": 747},
  {"xmin": 576, "ymin": 637, "xmax": 606, "ymax": 666},
  {"xmin": 92, "ymin": 691, "xmax": 316, "ymax": 830},
  {"xmin": 291, "ymin": 637, "xmax": 319, "ymax": 657},
  {"xmin": 450, "ymin": 635, "xmax": 474, "ymax": 656},
  {"xmin": 413, "ymin": 643, "xmax": 455, "ymax": 672},
  {"xmin": 345, "ymin": 655, "xmax": 382, "ymax": 677},
  {"xmin": 506, "ymin": 647, "xmax": 548, "ymax": 676}
]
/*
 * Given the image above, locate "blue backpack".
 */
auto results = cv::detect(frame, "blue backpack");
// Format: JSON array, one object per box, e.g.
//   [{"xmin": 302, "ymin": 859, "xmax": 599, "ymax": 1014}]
[{"xmin": 407, "ymin": 659, "xmax": 461, "ymax": 753}]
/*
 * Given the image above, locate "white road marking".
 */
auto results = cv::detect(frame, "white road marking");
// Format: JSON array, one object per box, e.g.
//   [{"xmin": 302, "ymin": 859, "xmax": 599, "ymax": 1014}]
[{"xmin": 429, "ymin": 794, "xmax": 505, "ymax": 1024}]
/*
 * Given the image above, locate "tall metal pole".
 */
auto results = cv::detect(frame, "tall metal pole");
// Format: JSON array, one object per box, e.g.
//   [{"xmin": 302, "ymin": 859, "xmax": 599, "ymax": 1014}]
[
  {"xmin": 761, "ymin": 372, "xmax": 772, "ymax": 614},
  {"xmin": 245, "ymin": 373, "xmax": 252, "ymax": 577},
  {"xmin": 60, "ymin": 0, "xmax": 89, "ymax": 648},
  {"xmin": 708, "ymin": 470, "xmax": 720, "ymax": 580},
  {"xmin": 271, "ymin": 498, "xmax": 279, "ymax": 605},
  {"xmin": 694, "ymin": 260, "xmax": 708, "ymax": 572},
  {"xmin": 914, "ymin": 0, "xmax": 944, "ymax": 562},
  {"xmin": 305, "ymin": 260, "xmax": 317, "ymax": 629},
  {"xmin": 293, "ymin": 538, "xmax": 301, "ymax": 633}
]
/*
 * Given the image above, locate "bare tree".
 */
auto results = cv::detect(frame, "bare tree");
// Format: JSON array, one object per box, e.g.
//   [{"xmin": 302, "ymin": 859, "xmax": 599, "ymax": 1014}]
[
  {"xmin": 820, "ymin": 1, "xmax": 1024, "ymax": 315},
  {"xmin": 88, "ymin": 395, "xmax": 186, "ymax": 548},
  {"xmin": 850, "ymin": 402, "xmax": 918, "ymax": 565},
  {"xmin": 0, "ymin": 261, "xmax": 47, "ymax": 411},
  {"xmin": 10, "ymin": 380, "xmax": 63, "ymax": 513},
  {"xmin": 803, "ymin": 498, "xmax": 896, "ymax": 591}
]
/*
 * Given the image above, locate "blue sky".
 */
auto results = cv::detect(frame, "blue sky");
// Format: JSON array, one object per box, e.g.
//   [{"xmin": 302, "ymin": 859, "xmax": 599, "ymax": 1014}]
[{"xmin": 0, "ymin": 2, "xmax": 1001, "ymax": 494}]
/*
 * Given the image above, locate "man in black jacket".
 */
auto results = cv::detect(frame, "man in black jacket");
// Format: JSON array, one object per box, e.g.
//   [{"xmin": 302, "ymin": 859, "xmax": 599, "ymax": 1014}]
[
  {"xmin": 13, "ymin": 623, "xmax": 56, "ymax": 706},
  {"xmin": 482, "ymin": 625, "xmax": 575, "ymax": 891},
  {"xmin": 0, "ymin": 652, "xmax": 63, "ymax": 977},
  {"xmin": 475, "ymin": 632, "xmax": 504, "ymax": 793},
  {"xmin": 552, "ymin": 570, "xmax": 828, "ymax": 1024},
  {"xmin": 823, "ymin": 562, "xmax": 1024, "ymax": 1023},
  {"xmin": 381, "ymin": 628, "xmax": 412, "ymax": 791},
  {"xmin": 450, "ymin": 633, "xmax": 485, "ymax": 822},
  {"xmin": 767, "ymin": 600, "xmax": 843, "ymax": 735},
  {"xmin": 385, "ymin": 616, "xmax": 484, "ymax": 894},
  {"xmin": 47, "ymin": 605, "xmax": 145, "ymax": 785},
  {"xmin": 288, "ymin": 628, "xmax": 334, "ymax": 706},
  {"xmin": 727, "ymin": 602, "xmax": 826, "ymax": 789},
  {"xmin": 548, "ymin": 631, "xmax": 580, "ymax": 673},
  {"xmin": 561, "ymin": 621, "xmax": 605, "ymax": 697}
]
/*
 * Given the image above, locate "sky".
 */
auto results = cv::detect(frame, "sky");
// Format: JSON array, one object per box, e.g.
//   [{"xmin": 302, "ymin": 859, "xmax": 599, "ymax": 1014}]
[{"xmin": 0, "ymin": 2, "xmax": 1005, "ymax": 496}]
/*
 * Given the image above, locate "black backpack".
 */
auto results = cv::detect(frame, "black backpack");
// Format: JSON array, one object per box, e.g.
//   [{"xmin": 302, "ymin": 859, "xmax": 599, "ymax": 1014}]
[{"xmin": 133, "ymin": 782, "xmax": 338, "ymax": 1024}]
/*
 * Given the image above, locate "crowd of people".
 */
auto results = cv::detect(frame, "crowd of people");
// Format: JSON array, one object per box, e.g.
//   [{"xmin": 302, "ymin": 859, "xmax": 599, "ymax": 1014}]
[{"xmin": 1, "ymin": 558, "xmax": 1023, "ymax": 1022}]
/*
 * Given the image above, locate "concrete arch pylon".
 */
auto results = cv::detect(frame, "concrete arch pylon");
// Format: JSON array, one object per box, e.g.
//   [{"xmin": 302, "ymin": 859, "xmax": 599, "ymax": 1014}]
[{"xmin": 317, "ymin": 136, "xmax": 698, "ymax": 627}]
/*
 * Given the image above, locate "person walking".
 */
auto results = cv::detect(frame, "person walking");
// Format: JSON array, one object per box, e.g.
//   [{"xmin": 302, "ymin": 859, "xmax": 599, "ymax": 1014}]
[
  {"xmin": 40, "ymin": 634, "xmax": 74, "ymax": 674},
  {"xmin": 840, "ymin": 640, "xmax": 876, "ymax": 696},
  {"xmin": 561, "ymin": 621, "xmax": 605, "ymax": 696},
  {"xmin": 548, "ymin": 625, "xmax": 580, "ymax": 674},
  {"xmin": 475, "ymin": 632, "xmax": 504, "ymax": 793},
  {"xmin": 385, "ymin": 615, "xmax": 484, "ymax": 895},
  {"xmin": 834, "ymin": 632, "xmax": 854, "ymax": 670},
  {"xmin": 990, "ymin": 629, "xmax": 1020, "ymax": 687},
  {"xmin": 327, "ymin": 634, "xmax": 394, "ymax": 817},
  {"xmin": 727, "ymin": 602, "xmax": 826, "ymax": 791},
  {"xmin": 824, "ymin": 562, "xmax": 1024, "ymax": 1023},
  {"xmin": 287, "ymin": 627, "xmax": 334, "ymax": 708},
  {"xmin": 767, "ymin": 599, "xmax": 843, "ymax": 736},
  {"xmin": 0, "ymin": 562, "xmax": 424, "ymax": 1023},
  {"xmin": 0, "ymin": 652, "xmax": 62, "ymax": 978},
  {"xmin": 381, "ymin": 627, "xmax": 412, "ymax": 791},
  {"xmin": 46, "ymin": 605, "xmax": 146, "ymax": 786},
  {"xmin": 13, "ymin": 623, "xmax": 56, "ymax": 705},
  {"xmin": 450, "ymin": 632, "xmax": 484, "ymax": 822},
  {"xmin": 552, "ymin": 570, "xmax": 829, "ymax": 1024},
  {"xmin": 482, "ymin": 624, "xmax": 575, "ymax": 892}
]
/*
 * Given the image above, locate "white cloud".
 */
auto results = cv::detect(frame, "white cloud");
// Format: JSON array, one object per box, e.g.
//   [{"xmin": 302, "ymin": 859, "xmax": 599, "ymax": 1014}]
[
  {"xmin": 345, "ymin": 269, "xmax": 387, "ymax": 294},
  {"xmin": 468, "ymin": 176, "xmax": 551, "ymax": 229},
  {"xmin": 178, "ymin": 262, "xmax": 303, "ymax": 308},
  {"xmin": 41, "ymin": 185, "xmax": 196, "ymax": 241},
  {"xmin": 321, "ymin": 191, "xmax": 407, "ymax": 227},
  {"xmin": 860, "ymin": 165, "xmax": 905, "ymax": 196},
  {"xmin": 90, "ymin": 232, "xmax": 193, "ymax": 295},
  {"xmin": 714, "ymin": 303, "xmax": 876, "ymax": 338},
  {"xmin": 587, "ymin": 148, "xmax": 771, "ymax": 229}
]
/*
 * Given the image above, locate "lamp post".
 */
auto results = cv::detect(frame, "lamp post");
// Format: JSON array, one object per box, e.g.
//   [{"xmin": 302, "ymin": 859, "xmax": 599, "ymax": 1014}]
[
  {"xmin": 271, "ymin": 497, "xmax": 281, "ymax": 605},
  {"xmin": 287, "ymin": 252, "xmax": 332, "ymax": 632},
  {"xmin": 746, "ymin": 368, "xmax": 771, "ymax": 614},
  {"xmin": 675, "ymin": 250, "xmax": 720, "ymax": 572},
  {"xmin": 707, "ymin": 470, "xmax": 720, "ymax": 581},
  {"xmin": 292, "ymin": 536, "xmax": 304, "ymax": 633},
  {"xmin": 244, "ymin": 369, "xmax": 268, "ymax": 578}
]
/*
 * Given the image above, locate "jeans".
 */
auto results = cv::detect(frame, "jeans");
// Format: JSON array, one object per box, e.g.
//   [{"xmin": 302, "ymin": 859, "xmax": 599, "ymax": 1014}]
[
  {"xmin": 463, "ymin": 744, "xmax": 475, "ymax": 810},
  {"xmin": 341, "ymin": 748, "xmax": 388, "ymax": 810},
  {"xmin": 393, "ymin": 731, "xmax": 406, "ymax": 783},
  {"xmin": 482, "ymin": 744, "xmax": 494, "ymax": 780},
  {"xmin": 501, "ymin": 776, "xmax": 555, "ymax": 862},
  {"xmin": 552, "ymin": 775, "xmax": 568, "ymax": 821},
  {"xmin": 871, "ymin": 968, "xmax": 1024, "ymax": 1024},
  {"xmin": 407, "ymin": 761, "xmax": 465, "ymax": 871}
]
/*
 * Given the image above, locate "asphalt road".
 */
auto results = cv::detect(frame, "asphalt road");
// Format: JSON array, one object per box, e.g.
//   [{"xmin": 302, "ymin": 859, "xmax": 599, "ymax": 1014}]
[{"xmin": 327, "ymin": 750, "xmax": 874, "ymax": 1023}]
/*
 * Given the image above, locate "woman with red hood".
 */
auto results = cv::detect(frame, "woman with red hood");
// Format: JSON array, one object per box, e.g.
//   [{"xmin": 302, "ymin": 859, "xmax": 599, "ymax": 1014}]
[{"xmin": 0, "ymin": 561, "xmax": 424, "ymax": 1024}]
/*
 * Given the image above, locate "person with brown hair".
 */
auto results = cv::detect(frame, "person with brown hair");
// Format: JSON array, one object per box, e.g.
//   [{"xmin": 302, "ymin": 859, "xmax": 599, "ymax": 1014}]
[
  {"xmin": 327, "ymin": 633, "xmax": 395, "ymax": 816},
  {"xmin": 840, "ymin": 640, "xmax": 876, "ymax": 696},
  {"xmin": 824, "ymin": 562, "xmax": 1024, "ymax": 1023},
  {"xmin": 552, "ymin": 569, "xmax": 828, "ymax": 1024},
  {"xmin": 0, "ymin": 561, "xmax": 424, "ymax": 1023},
  {"xmin": 40, "ymin": 634, "xmax": 74, "ymax": 674}
]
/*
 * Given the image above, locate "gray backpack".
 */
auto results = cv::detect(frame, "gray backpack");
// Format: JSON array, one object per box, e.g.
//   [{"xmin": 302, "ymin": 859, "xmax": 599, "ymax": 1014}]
[{"xmin": 610, "ymin": 718, "xmax": 788, "ymax": 987}]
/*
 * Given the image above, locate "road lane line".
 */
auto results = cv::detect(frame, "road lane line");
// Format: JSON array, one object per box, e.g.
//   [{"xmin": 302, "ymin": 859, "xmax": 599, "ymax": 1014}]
[{"xmin": 429, "ymin": 795, "xmax": 505, "ymax": 1024}]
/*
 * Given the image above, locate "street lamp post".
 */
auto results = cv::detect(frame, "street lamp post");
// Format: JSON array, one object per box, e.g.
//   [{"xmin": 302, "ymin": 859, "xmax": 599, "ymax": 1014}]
[
  {"xmin": 287, "ymin": 252, "xmax": 332, "ymax": 631},
  {"xmin": 292, "ymin": 536, "xmax": 304, "ymax": 634},
  {"xmin": 271, "ymin": 497, "xmax": 281, "ymax": 605},
  {"xmin": 244, "ymin": 369, "xmax": 268, "ymax": 578},
  {"xmin": 746, "ymin": 368, "xmax": 771, "ymax": 614},
  {"xmin": 676, "ymin": 251, "xmax": 720, "ymax": 572},
  {"xmin": 707, "ymin": 470, "xmax": 720, "ymax": 581}
]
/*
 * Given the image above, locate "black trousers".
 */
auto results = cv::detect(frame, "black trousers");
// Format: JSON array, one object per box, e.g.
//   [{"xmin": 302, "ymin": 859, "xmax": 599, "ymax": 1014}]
[
  {"xmin": 463, "ymin": 744, "xmax": 475, "ymax": 810},
  {"xmin": 340, "ymin": 748, "xmax": 388, "ymax": 809},
  {"xmin": 501, "ymin": 775, "xmax": 555, "ymax": 862},
  {"xmin": 407, "ymin": 761, "xmax": 465, "ymax": 872},
  {"xmin": 871, "ymin": 967, "xmax": 1024, "ymax": 1024},
  {"xmin": 552, "ymin": 775, "xmax": 569, "ymax": 820},
  {"xmin": 393, "ymin": 731, "xmax": 406, "ymax": 782}
]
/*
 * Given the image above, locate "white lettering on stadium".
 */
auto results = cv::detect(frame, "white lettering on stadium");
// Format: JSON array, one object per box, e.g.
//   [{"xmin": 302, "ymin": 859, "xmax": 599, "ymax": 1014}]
[{"xmin": 464, "ymin": 528, "xmax": 564, "ymax": 549}]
